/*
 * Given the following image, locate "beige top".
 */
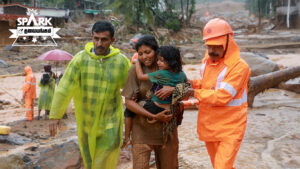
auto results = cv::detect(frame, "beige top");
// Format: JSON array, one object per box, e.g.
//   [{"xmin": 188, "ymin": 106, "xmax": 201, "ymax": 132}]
[{"xmin": 122, "ymin": 64, "xmax": 164, "ymax": 145}]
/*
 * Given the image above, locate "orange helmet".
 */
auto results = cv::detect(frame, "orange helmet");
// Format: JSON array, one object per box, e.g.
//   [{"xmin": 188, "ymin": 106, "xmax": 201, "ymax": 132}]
[{"xmin": 203, "ymin": 18, "xmax": 233, "ymax": 40}]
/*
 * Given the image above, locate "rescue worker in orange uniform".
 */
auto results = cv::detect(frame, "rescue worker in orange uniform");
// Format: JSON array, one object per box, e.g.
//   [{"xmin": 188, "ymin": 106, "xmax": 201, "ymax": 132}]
[
  {"xmin": 129, "ymin": 34, "xmax": 142, "ymax": 64},
  {"xmin": 22, "ymin": 66, "xmax": 36, "ymax": 121},
  {"xmin": 187, "ymin": 18, "xmax": 251, "ymax": 169}
]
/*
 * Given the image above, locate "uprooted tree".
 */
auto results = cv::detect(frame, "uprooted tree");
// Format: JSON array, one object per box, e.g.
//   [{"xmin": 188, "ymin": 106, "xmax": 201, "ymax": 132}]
[{"xmin": 248, "ymin": 66, "xmax": 300, "ymax": 107}]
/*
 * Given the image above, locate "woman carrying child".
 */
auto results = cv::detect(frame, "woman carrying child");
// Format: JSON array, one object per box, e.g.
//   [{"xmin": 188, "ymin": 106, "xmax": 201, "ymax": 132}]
[{"xmin": 122, "ymin": 35, "xmax": 187, "ymax": 169}]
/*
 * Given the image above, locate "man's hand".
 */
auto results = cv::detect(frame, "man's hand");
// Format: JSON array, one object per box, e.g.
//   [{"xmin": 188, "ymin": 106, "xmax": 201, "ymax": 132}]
[
  {"xmin": 155, "ymin": 86, "xmax": 175, "ymax": 100},
  {"xmin": 49, "ymin": 119, "xmax": 61, "ymax": 137},
  {"xmin": 154, "ymin": 110, "xmax": 172, "ymax": 123}
]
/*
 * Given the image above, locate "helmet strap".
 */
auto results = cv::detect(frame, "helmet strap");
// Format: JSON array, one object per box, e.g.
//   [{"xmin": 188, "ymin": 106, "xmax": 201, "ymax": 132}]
[{"xmin": 223, "ymin": 34, "xmax": 229, "ymax": 58}]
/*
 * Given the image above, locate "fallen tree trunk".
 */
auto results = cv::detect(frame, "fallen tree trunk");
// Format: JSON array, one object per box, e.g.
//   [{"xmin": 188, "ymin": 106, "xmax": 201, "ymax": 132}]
[
  {"xmin": 0, "ymin": 73, "xmax": 25, "ymax": 79},
  {"xmin": 248, "ymin": 66, "xmax": 300, "ymax": 107},
  {"xmin": 277, "ymin": 82, "xmax": 300, "ymax": 94}
]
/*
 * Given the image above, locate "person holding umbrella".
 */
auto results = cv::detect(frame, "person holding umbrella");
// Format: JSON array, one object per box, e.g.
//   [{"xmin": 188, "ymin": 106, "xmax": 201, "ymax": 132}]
[
  {"xmin": 48, "ymin": 20, "xmax": 131, "ymax": 169},
  {"xmin": 37, "ymin": 64, "xmax": 56, "ymax": 120}
]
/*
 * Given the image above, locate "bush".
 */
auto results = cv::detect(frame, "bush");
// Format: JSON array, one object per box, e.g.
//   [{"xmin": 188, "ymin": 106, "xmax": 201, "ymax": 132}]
[{"xmin": 165, "ymin": 19, "xmax": 181, "ymax": 32}]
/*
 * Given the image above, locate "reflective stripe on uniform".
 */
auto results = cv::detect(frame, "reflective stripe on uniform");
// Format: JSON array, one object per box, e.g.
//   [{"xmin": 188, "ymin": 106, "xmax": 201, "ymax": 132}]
[
  {"xmin": 226, "ymin": 89, "xmax": 247, "ymax": 106},
  {"xmin": 200, "ymin": 60, "xmax": 247, "ymax": 107},
  {"xmin": 26, "ymin": 81, "xmax": 36, "ymax": 85},
  {"xmin": 220, "ymin": 82, "xmax": 237, "ymax": 97},
  {"xmin": 216, "ymin": 67, "xmax": 227, "ymax": 89},
  {"xmin": 200, "ymin": 61, "xmax": 207, "ymax": 80}
]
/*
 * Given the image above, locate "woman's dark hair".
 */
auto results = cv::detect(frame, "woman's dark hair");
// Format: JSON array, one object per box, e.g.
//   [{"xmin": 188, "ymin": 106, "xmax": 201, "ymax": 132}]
[
  {"xmin": 135, "ymin": 35, "xmax": 159, "ymax": 52},
  {"xmin": 40, "ymin": 73, "xmax": 50, "ymax": 85},
  {"xmin": 157, "ymin": 45, "xmax": 182, "ymax": 73},
  {"xmin": 92, "ymin": 20, "xmax": 115, "ymax": 38}
]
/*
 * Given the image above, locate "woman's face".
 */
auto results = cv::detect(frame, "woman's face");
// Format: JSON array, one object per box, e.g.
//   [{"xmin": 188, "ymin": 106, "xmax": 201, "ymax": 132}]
[{"xmin": 137, "ymin": 45, "xmax": 156, "ymax": 67}]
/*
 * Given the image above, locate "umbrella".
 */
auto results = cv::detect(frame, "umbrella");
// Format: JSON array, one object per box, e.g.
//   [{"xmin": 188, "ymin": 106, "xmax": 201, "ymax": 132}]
[
  {"xmin": 37, "ymin": 49, "xmax": 73, "ymax": 76},
  {"xmin": 37, "ymin": 49, "xmax": 73, "ymax": 61}
]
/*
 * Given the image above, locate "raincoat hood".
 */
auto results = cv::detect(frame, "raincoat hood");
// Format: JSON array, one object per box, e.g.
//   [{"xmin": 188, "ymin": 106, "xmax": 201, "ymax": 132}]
[
  {"xmin": 203, "ymin": 34, "xmax": 240, "ymax": 67},
  {"xmin": 24, "ymin": 66, "xmax": 32, "ymax": 75},
  {"xmin": 85, "ymin": 42, "xmax": 120, "ymax": 60}
]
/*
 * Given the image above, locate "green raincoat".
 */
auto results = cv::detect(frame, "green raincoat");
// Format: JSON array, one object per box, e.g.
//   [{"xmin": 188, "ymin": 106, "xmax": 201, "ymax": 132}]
[
  {"xmin": 49, "ymin": 42, "xmax": 131, "ymax": 169},
  {"xmin": 38, "ymin": 78, "xmax": 55, "ymax": 110}
]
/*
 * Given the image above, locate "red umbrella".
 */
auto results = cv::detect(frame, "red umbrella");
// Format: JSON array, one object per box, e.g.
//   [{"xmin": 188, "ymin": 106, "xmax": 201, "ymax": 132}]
[{"xmin": 37, "ymin": 49, "xmax": 73, "ymax": 61}]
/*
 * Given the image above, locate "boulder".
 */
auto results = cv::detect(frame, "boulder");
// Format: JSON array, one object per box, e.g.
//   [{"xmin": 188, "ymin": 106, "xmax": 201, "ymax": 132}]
[
  {"xmin": 0, "ymin": 154, "xmax": 34, "ymax": 169},
  {"xmin": 241, "ymin": 52, "xmax": 280, "ymax": 76},
  {"xmin": 3, "ymin": 45, "xmax": 20, "ymax": 52},
  {"xmin": 184, "ymin": 53, "xmax": 196, "ymax": 59},
  {"xmin": 36, "ymin": 140, "xmax": 81, "ymax": 169},
  {"xmin": 0, "ymin": 133, "xmax": 31, "ymax": 145},
  {"xmin": 0, "ymin": 60, "xmax": 8, "ymax": 68}
]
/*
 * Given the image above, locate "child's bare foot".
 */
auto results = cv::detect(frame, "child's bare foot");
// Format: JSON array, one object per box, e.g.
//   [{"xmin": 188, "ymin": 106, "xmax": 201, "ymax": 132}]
[{"xmin": 121, "ymin": 138, "xmax": 131, "ymax": 149}]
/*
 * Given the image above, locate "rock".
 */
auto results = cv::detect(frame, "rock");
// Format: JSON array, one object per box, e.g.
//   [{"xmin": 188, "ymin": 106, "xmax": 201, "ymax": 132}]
[
  {"xmin": 3, "ymin": 45, "xmax": 20, "ymax": 52},
  {"xmin": 23, "ymin": 155, "xmax": 33, "ymax": 164},
  {"xmin": 36, "ymin": 140, "xmax": 81, "ymax": 169},
  {"xmin": 263, "ymin": 23, "xmax": 275, "ymax": 31},
  {"xmin": 25, "ymin": 146, "xmax": 39, "ymax": 152},
  {"xmin": 274, "ymin": 49, "xmax": 283, "ymax": 54},
  {"xmin": 184, "ymin": 53, "xmax": 196, "ymax": 59},
  {"xmin": 57, "ymin": 28, "xmax": 78, "ymax": 37},
  {"xmin": 256, "ymin": 53, "xmax": 269, "ymax": 59},
  {"xmin": 21, "ymin": 56, "xmax": 28, "ymax": 60},
  {"xmin": 0, "ymin": 154, "xmax": 34, "ymax": 169},
  {"xmin": 0, "ymin": 133, "xmax": 32, "ymax": 145},
  {"xmin": 0, "ymin": 60, "xmax": 8, "ymax": 68},
  {"xmin": 241, "ymin": 52, "xmax": 280, "ymax": 76}
]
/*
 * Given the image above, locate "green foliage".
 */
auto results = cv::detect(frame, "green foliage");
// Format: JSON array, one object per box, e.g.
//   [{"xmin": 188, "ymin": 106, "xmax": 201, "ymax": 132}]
[
  {"xmin": 105, "ymin": 0, "xmax": 196, "ymax": 32},
  {"xmin": 165, "ymin": 17, "xmax": 181, "ymax": 32},
  {"xmin": 246, "ymin": 0, "xmax": 277, "ymax": 18}
]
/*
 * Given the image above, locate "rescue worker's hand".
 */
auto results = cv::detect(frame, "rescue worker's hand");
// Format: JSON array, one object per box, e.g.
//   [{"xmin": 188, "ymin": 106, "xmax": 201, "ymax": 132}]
[
  {"xmin": 154, "ymin": 110, "xmax": 172, "ymax": 123},
  {"xmin": 49, "ymin": 119, "xmax": 61, "ymax": 137},
  {"xmin": 183, "ymin": 88, "xmax": 194, "ymax": 100},
  {"xmin": 155, "ymin": 86, "xmax": 175, "ymax": 100}
]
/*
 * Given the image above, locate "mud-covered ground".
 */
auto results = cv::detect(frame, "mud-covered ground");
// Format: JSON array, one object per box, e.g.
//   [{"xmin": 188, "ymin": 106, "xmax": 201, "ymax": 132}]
[
  {"xmin": 1, "ymin": 1, "xmax": 300, "ymax": 168},
  {"xmin": 1, "ymin": 56, "xmax": 300, "ymax": 169}
]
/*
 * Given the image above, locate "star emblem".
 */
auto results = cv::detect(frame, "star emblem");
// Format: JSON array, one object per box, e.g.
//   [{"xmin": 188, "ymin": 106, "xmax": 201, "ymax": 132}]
[
  {"xmin": 32, "ymin": 37, "xmax": 37, "ymax": 43},
  {"xmin": 23, "ymin": 37, "xmax": 27, "ymax": 40}
]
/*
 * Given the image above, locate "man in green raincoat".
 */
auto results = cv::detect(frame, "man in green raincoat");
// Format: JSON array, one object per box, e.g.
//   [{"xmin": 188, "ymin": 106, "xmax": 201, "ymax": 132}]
[{"xmin": 49, "ymin": 21, "xmax": 131, "ymax": 169}]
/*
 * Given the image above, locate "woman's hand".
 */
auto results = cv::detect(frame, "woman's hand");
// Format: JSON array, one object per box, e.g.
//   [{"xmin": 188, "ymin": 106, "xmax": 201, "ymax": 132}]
[
  {"xmin": 155, "ymin": 86, "xmax": 175, "ymax": 100},
  {"xmin": 154, "ymin": 110, "xmax": 172, "ymax": 123}
]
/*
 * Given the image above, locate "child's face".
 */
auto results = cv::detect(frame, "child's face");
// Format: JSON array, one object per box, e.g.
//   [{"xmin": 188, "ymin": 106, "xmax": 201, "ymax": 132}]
[{"xmin": 157, "ymin": 55, "xmax": 170, "ymax": 70}]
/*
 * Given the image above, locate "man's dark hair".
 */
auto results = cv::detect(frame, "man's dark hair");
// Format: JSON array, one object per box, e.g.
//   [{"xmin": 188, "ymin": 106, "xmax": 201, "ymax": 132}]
[
  {"xmin": 135, "ymin": 35, "xmax": 159, "ymax": 52},
  {"xmin": 92, "ymin": 20, "xmax": 115, "ymax": 38},
  {"xmin": 157, "ymin": 45, "xmax": 183, "ymax": 73}
]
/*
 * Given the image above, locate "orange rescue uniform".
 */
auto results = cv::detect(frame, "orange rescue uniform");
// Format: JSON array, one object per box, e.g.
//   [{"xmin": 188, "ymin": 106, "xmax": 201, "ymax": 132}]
[
  {"xmin": 22, "ymin": 66, "xmax": 36, "ymax": 121},
  {"xmin": 131, "ymin": 52, "xmax": 138, "ymax": 64},
  {"xmin": 192, "ymin": 35, "xmax": 251, "ymax": 169}
]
